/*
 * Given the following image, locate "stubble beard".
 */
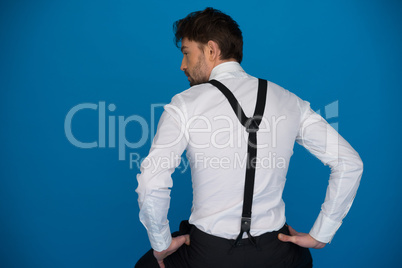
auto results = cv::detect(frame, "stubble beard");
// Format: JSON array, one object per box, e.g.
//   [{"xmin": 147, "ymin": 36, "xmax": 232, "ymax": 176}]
[{"xmin": 188, "ymin": 54, "xmax": 209, "ymax": 87}]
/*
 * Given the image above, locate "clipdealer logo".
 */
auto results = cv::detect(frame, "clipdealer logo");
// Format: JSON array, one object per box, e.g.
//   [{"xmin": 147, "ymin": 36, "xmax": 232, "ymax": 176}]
[
  {"xmin": 64, "ymin": 100, "xmax": 339, "ymax": 171},
  {"xmin": 64, "ymin": 101, "xmax": 164, "ymax": 162}
]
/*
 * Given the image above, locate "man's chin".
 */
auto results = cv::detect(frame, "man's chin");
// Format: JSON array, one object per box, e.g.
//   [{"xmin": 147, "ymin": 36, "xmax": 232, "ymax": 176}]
[{"xmin": 187, "ymin": 77, "xmax": 194, "ymax": 87}]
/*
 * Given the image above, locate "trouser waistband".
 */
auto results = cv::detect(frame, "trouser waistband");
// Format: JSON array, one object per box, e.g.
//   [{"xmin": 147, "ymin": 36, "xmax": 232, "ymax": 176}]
[{"xmin": 182, "ymin": 221, "xmax": 288, "ymax": 248}]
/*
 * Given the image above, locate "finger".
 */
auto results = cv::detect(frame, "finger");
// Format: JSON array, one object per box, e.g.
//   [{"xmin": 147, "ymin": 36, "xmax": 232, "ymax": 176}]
[
  {"xmin": 287, "ymin": 225, "xmax": 299, "ymax": 236},
  {"xmin": 157, "ymin": 260, "xmax": 165, "ymax": 268}
]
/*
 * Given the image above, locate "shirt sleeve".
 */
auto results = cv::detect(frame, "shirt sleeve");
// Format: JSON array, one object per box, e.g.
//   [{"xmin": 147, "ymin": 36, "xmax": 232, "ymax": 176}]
[
  {"xmin": 295, "ymin": 99, "xmax": 363, "ymax": 243},
  {"xmin": 135, "ymin": 95, "xmax": 189, "ymax": 251}
]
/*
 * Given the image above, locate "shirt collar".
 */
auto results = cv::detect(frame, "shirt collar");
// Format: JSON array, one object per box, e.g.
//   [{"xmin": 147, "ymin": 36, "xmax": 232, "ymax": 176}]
[{"xmin": 208, "ymin": 61, "xmax": 247, "ymax": 80}]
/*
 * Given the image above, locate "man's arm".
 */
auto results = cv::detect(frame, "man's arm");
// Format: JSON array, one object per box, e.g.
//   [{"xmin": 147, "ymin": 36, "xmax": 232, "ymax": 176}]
[
  {"xmin": 136, "ymin": 95, "xmax": 188, "ymax": 252},
  {"xmin": 281, "ymin": 100, "xmax": 363, "ymax": 246}
]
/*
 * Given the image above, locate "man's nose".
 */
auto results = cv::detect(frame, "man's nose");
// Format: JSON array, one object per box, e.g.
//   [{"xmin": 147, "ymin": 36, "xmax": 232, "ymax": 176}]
[{"xmin": 180, "ymin": 57, "xmax": 186, "ymax": 71}]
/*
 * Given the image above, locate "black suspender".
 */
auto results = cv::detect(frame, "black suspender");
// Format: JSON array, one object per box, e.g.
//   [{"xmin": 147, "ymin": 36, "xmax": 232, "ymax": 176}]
[{"xmin": 208, "ymin": 79, "xmax": 268, "ymax": 247}]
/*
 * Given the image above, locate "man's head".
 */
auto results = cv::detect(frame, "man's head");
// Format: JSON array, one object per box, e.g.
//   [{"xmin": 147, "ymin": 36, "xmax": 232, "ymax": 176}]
[{"xmin": 173, "ymin": 8, "xmax": 243, "ymax": 86}]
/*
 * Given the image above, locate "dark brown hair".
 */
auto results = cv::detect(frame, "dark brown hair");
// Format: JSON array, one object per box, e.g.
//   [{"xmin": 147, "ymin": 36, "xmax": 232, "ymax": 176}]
[{"xmin": 173, "ymin": 7, "xmax": 243, "ymax": 63}]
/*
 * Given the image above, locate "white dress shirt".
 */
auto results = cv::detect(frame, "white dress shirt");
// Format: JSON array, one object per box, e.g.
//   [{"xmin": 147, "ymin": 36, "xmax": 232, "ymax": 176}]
[{"xmin": 136, "ymin": 62, "xmax": 363, "ymax": 252}]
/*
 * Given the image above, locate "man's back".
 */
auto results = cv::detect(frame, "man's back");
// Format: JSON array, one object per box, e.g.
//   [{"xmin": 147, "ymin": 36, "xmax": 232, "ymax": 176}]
[{"xmin": 172, "ymin": 61, "xmax": 304, "ymax": 239}]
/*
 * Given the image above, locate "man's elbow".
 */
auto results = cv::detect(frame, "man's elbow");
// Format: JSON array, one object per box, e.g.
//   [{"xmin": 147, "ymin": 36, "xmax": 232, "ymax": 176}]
[
  {"xmin": 356, "ymin": 154, "xmax": 363, "ymax": 174},
  {"xmin": 358, "ymin": 156, "xmax": 363, "ymax": 171},
  {"xmin": 351, "ymin": 154, "xmax": 364, "ymax": 182}
]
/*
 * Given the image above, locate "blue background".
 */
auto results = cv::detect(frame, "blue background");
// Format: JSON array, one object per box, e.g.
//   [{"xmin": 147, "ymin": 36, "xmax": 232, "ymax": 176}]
[{"xmin": 1, "ymin": 0, "xmax": 401, "ymax": 267}]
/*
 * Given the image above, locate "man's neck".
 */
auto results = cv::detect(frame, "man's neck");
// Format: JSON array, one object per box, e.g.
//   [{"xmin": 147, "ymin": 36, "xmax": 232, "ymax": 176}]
[
  {"xmin": 212, "ymin": 58, "xmax": 238, "ymax": 69},
  {"xmin": 207, "ymin": 59, "xmax": 238, "ymax": 79}
]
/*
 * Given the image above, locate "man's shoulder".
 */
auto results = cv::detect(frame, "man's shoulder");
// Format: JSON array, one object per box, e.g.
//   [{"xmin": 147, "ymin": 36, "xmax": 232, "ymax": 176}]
[
  {"xmin": 168, "ymin": 77, "xmax": 309, "ymax": 115},
  {"xmin": 265, "ymin": 80, "xmax": 306, "ymax": 103},
  {"xmin": 170, "ymin": 82, "xmax": 220, "ymax": 106},
  {"xmin": 179, "ymin": 81, "xmax": 219, "ymax": 96}
]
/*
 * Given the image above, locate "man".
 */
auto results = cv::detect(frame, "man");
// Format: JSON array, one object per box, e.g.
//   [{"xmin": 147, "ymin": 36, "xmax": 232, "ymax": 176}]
[{"xmin": 135, "ymin": 7, "xmax": 363, "ymax": 268}]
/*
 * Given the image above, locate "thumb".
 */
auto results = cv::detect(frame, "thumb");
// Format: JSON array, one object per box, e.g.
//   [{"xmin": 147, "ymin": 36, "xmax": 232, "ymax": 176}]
[
  {"xmin": 278, "ymin": 233, "xmax": 296, "ymax": 243},
  {"xmin": 175, "ymin": 235, "xmax": 190, "ymax": 247},
  {"xmin": 183, "ymin": 234, "xmax": 190, "ymax": 246}
]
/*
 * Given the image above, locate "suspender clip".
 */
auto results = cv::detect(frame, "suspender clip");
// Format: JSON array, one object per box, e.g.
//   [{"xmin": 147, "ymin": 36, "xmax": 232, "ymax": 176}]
[
  {"xmin": 232, "ymin": 217, "xmax": 256, "ymax": 249},
  {"xmin": 245, "ymin": 118, "xmax": 259, "ymax": 133},
  {"xmin": 241, "ymin": 217, "xmax": 251, "ymax": 233}
]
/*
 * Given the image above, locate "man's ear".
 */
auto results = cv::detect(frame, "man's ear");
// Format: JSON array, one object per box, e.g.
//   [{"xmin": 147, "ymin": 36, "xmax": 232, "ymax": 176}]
[{"xmin": 206, "ymin": 40, "xmax": 221, "ymax": 61}]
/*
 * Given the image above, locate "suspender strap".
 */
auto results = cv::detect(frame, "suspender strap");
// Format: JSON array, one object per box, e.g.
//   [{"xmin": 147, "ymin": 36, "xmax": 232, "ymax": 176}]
[{"xmin": 208, "ymin": 79, "xmax": 268, "ymax": 247}]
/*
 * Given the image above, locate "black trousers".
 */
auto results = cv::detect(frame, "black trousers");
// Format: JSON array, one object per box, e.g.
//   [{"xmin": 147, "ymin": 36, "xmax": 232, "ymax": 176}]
[{"xmin": 135, "ymin": 221, "xmax": 312, "ymax": 268}]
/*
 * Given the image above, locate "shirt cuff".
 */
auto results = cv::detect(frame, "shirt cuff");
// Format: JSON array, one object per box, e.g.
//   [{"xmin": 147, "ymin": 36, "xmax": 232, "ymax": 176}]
[
  {"xmin": 147, "ymin": 224, "xmax": 172, "ymax": 252},
  {"xmin": 309, "ymin": 212, "xmax": 342, "ymax": 243}
]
